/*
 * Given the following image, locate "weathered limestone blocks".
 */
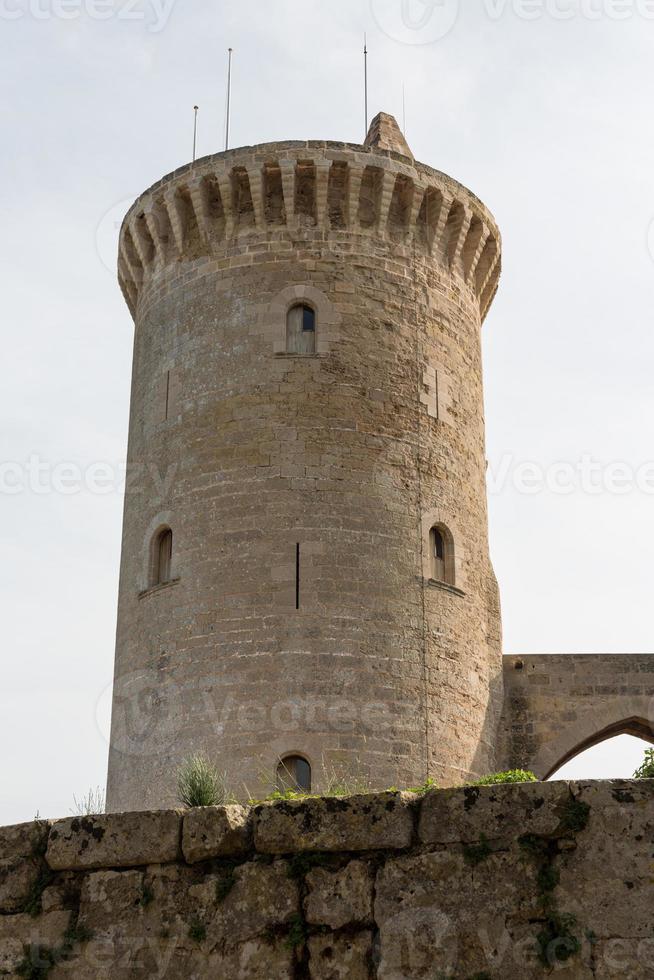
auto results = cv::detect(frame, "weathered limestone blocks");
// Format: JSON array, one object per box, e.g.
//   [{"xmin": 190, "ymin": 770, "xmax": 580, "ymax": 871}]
[
  {"xmin": 0, "ymin": 910, "xmax": 71, "ymax": 976},
  {"xmin": 304, "ymin": 860, "xmax": 374, "ymax": 929},
  {"xmin": 501, "ymin": 653, "xmax": 654, "ymax": 778},
  {"xmin": 0, "ymin": 819, "xmax": 48, "ymax": 913},
  {"xmin": 558, "ymin": 780, "xmax": 654, "ymax": 946},
  {"xmin": 419, "ymin": 779, "xmax": 570, "ymax": 844},
  {"xmin": 188, "ymin": 859, "xmax": 299, "ymax": 948},
  {"xmin": 0, "ymin": 782, "xmax": 652, "ymax": 978},
  {"xmin": 308, "ymin": 932, "xmax": 373, "ymax": 979},
  {"xmin": 254, "ymin": 793, "xmax": 414, "ymax": 853},
  {"xmin": 182, "ymin": 803, "xmax": 252, "ymax": 862},
  {"xmin": 108, "ymin": 117, "xmax": 504, "ymax": 816},
  {"xmin": 46, "ymin": 810, "xmax": 182, "ymax": 870}
]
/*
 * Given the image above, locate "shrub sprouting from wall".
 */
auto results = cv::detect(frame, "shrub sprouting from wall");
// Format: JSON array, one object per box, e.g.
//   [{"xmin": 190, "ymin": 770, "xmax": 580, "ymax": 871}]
[
  {"xmin": 633, "ymin": 748, "xmax": 654, "ymax": 780},
  {"xmin": 473, "ymin": 770, "xmax": 538, "ymax": 786}
]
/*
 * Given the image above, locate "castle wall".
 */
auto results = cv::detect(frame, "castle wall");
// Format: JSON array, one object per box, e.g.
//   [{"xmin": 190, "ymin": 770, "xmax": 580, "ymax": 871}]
[
  {"xmin": 501, "ymin": 654, "xmax": 654, "ymax": 778},
  {"xmin": 2, "ymin": 781, "xmax": 654, "ymax": 978},
  {"xmin": 107, "ymin": 128, "xmax": 504, "ymax": 811}
]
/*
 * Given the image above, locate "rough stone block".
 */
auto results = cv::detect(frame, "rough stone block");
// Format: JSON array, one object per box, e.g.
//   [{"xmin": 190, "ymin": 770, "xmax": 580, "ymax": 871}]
[
  {"xmin": 0, "ymin": 820, "xmax": 49, "ymax": 913},
  {"xmin": 211, "ymin": 939, "xmax": 295, "ymax": 978},
  {"xmin": 46, "ymin": 811, "xmax": 182, "ymax": 870},
  {"xmin": 308, "ymin": 932, "xmax": 373, "ymax": 979},
  {"xmin": 593, "ymin": 938, "xmax": 654, "ymax": 979},
  {"xmin": 182, "ymin": 804, "xmax": 252, "ymax": 863},
  {"xmin": 304, "ymin": 860, "xmax": 373, "ymax": 928},
  {"xmin": 419, "ymin": 781, "xmax": 570, "ymax": 845},
  {"xmin": 78, "ymin": 869, "xmax": 144, "ymax": 932},
  {"xmin": 0, "ymin": 911, "xmax": 71, "ymax": 976},
  {"xmin": 190, "ymin": 860, "xmax": 299, "ymax": 949},
  {"xmin": 254, "ymin": 793, "xmax": 414, "ymax": 854},
  {"xmin": 374, "ymin": 850, "xmax": 544, "ymax": 979}
]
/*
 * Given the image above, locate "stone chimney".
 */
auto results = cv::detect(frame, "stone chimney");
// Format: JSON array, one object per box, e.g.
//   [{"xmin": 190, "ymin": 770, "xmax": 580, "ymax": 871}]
[{"xmin": 364, "ymin": 111, "xmax": 413, "ymax": 159}]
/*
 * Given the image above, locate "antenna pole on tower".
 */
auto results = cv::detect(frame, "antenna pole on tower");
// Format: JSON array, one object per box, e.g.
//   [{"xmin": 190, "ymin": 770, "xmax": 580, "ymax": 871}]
[
  {"xmin": 225, "ymin": 48, "xmax": 233, "ymax": 151},
  {"xmin": 364, "ymin": 34, "xmax": 369, "ymax": 137},
  {"xmin": 402, "ymin": 84, "xmax": 406, "ymax": 136},
  {"xmin": 192, "ymin": 105, "xmax": 199, "ymax": 162}
]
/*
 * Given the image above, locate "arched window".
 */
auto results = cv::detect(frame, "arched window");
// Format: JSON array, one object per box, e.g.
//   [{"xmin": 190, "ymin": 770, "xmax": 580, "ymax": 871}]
[
  {"xmin": 429, "ymin": 524, "xmax": 455, "ymax": 586},
  {"xmin": 151, "ymin": 527, "xmax": 173, "ymax": 587},
  {"xmin": 286, "ymin": 304, "xmax": 316, "ymax": 354},
  {"xmin": 277, "ymin": 755, "xmax": 312, "ymax": 794}
]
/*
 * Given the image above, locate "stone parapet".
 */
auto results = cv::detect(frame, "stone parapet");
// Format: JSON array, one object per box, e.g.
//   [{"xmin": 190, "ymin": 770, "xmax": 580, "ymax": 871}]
[{"xmin": 1, "ymin": 782, "xmax": 653, "ymax": 977}]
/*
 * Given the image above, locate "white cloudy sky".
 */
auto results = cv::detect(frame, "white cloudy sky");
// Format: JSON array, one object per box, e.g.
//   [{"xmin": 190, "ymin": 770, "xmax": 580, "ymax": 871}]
[{"xmin": 1, "ymin": 0, "xmax": 653, "ymax": 826}]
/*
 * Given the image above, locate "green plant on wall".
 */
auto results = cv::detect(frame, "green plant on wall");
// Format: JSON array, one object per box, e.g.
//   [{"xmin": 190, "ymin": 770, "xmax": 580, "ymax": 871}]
[
  {"xmin": 177, "ymin": 755, "xmax": 231, "ymax": 808},
  {"xmin": 473, "ymin": 770, "xmax": 538, "ymax": 786},
  {"xmin": 633, "ymin": 748, "xmax": 654, "ymax": 779}
]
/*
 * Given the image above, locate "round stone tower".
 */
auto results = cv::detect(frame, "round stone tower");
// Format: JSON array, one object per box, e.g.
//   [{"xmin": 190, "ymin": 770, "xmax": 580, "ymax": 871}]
[{"xmin": 106, "ymin": 112, "xmax": 503, "ymax": 812}]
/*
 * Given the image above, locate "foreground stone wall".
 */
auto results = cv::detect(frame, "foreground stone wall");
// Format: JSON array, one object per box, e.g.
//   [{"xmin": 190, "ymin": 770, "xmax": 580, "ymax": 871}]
[
  {"xmin": 1, "ymin": 781, "xmax": 653, "ymax": 978},
  {"xmin": 502, "ymin": 654, "xmax": 654, "ymax": 778}
]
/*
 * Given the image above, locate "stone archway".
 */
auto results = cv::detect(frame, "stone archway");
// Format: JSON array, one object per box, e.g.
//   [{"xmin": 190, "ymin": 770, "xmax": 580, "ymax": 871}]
[
  {"xmin": 541, "ymin": 716, "xmax": 654, "ymax": 780},
  {"xmin": 500, "ymin": 654, "xmax": 654, "ymax": 777}
]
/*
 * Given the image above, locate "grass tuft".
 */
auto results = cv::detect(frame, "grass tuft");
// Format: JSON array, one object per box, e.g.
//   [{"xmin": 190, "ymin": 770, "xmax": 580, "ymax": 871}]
[{"xmin": 177, "ymin": 755, "xmax": 232, "ymax": 809}]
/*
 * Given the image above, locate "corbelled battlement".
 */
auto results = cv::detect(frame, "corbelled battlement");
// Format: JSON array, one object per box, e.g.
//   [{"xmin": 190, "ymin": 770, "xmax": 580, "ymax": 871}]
[{"xmin": 118, "ymin": 124, "xmax": 501, "ymax": 324}]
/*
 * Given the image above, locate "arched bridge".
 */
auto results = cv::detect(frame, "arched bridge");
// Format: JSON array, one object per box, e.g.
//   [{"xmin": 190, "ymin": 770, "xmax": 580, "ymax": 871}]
[{"xmin": 501, "ymin": 654, "xmax": 654, "ymax": 779}]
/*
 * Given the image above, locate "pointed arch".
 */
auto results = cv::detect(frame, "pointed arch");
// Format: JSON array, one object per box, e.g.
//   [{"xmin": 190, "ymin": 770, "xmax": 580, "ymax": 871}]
[{"xmin": 544, "ymin": 716, "xmax": 654, "ymax": 780}]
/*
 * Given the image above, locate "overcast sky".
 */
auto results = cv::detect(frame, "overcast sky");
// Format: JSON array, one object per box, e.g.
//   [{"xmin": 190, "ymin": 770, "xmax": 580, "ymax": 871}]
[{"xmin": 2, "ymin": 0, "xmax": 653, "ymax": 826}]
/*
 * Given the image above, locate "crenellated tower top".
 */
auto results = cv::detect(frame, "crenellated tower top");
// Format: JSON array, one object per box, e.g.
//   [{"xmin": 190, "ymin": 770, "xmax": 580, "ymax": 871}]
[{"xmin": 118, "ymin": 112, "xmax": 501, "ymax": 324}]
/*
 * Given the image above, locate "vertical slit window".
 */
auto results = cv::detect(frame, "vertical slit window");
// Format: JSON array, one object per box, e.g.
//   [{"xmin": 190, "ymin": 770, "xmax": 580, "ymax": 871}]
[
  {"xmin": 152, "ymin": 528, "xmax": 173, "ymax": 587},
  {"xmin": 295, "ymin": 542, "xmax": 301, "ymax": 610},
  {"xmin": 429, "ymin": 525, "xmax": 454, "ymax": 586}
]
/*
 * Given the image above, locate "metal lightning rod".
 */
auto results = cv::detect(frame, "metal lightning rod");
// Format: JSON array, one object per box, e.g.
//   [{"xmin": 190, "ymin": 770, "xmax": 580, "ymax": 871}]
[
  {"xmin": 364, "ymin": 34, "xmax": 369, "ymax": 137},
  {"xmin": 225, "ymin": 48, "xmax": 233, "ymax": 151},
  {"xmin": 192, "ymin": 105, "xmax": 199, "ymax": 162}
]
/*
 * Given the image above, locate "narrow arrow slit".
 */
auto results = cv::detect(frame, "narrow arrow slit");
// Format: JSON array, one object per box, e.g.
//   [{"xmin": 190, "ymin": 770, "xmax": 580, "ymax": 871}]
[{"xmin": 295, "ymin": 543, "xmax": 300, "ymax": 610}]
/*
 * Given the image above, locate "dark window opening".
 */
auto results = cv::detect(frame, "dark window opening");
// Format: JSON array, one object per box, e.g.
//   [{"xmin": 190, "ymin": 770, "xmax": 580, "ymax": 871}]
[
  {"xmin": 429, "ymin": 524, "xmax": 454, "ymax": 586},
  {"xmin": 277, "ymin": 755, "xmax": 312, "ymax": 794},
  {"xmin": 295, "ymin": 542, "xmax": 300, "ymax": 610},
  {"xmin": 152, "ymin": 528, "xmax": 173, "ymax": 586},
  {"xmin": 302, "ymin": 306, "xmax": 315, "ymax": 333},
  {"xmin": 287, "ymin": 303, "xmax": 316, "ymax": 354}
]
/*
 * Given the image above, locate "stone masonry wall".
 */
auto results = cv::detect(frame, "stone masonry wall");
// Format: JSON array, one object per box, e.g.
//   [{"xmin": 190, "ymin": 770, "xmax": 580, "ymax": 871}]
[
  {"xmin": 107, "ymin": 118, "xmax": 504, "ymax": 812},
  {"xmin": 2, "ymin": 781, "xmax": 654, "ymax": 978},
  {"xmin": 501, "ymin": 655, "xmax": 654, "ymax": 778}
]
